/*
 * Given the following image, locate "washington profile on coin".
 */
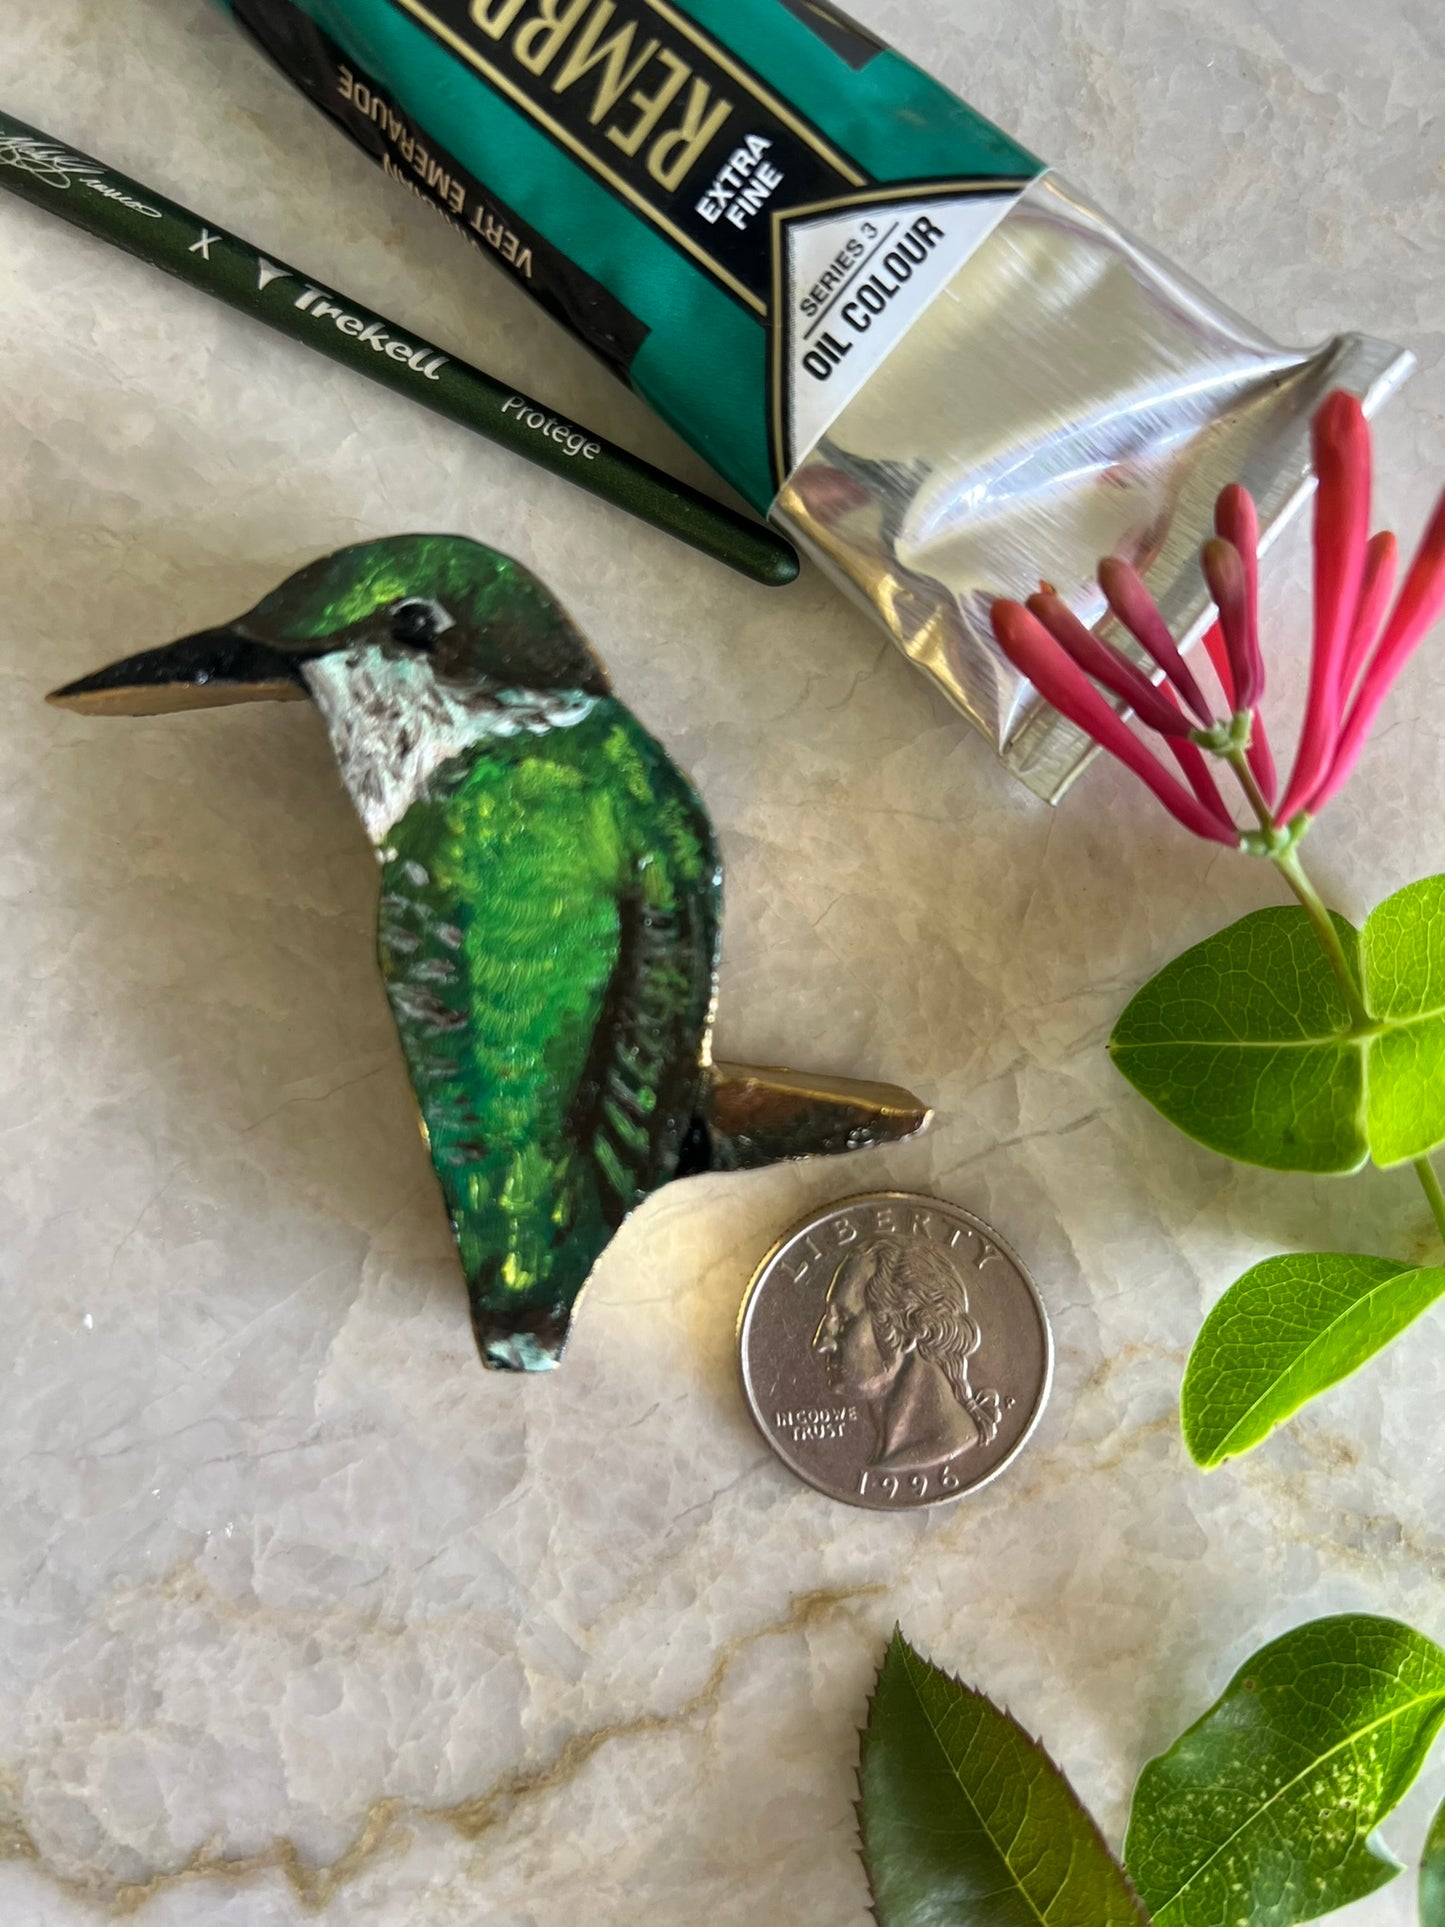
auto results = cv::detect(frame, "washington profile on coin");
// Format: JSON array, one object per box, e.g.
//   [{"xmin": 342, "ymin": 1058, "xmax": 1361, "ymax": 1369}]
[
  {"xmin": 812, "ymin": 1235, "xmax": 1004, "ymax": 1471},
  {"xmin": 738, "ymin": 1192, "xmax": 1051, "ymax": 1509}
]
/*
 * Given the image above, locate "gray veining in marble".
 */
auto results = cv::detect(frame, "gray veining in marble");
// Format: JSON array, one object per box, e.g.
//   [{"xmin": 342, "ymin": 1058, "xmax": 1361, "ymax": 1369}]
[{"xmin": 0, "ymin": 1, "xmax": 1442, "ymax": 1921}]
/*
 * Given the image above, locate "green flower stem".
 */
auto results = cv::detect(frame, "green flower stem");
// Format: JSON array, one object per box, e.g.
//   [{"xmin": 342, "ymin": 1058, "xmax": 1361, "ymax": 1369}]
[
  {"xmin": 1220, "ymin": 754, "xmax": 1445, "ymax": 1254},
  {"xmin": 1228, "ymin": 747, "xmax": 1277, "ymax": 830},
  {"xmin": 1276, "ymin": 850, "xmax": 1445, "ymax": 1254},
  {"xmin": 1415, "ymin": 1157, "xmax": 1445, "ymax": 1247},
  {"xmin": 1219, "ymin": 750, "xmax": 1367, "ymax": 1026},
  {"xmin": 1270, "ymin": 846, "xmax": 1373, "ymax": 1029}
]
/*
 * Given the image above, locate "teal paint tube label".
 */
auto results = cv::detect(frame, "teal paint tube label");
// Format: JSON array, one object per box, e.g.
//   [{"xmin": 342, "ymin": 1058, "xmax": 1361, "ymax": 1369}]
[{"xmin": 227, "ymin": 0, "xmax": 1041, "ymax": 511}]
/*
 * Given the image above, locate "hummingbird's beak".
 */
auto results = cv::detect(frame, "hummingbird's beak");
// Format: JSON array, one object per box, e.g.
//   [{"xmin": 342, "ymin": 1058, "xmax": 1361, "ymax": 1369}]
[{"xmin": 47, "ymin": 626, "xmax": 312, "ymax": 717}]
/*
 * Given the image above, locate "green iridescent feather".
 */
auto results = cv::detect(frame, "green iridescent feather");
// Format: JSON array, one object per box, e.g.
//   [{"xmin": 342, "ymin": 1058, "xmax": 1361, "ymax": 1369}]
[
  {"xmin": 379, "ymin": 700, "xmax": 720, "ymax": 1370},
  {"xmin": 50, "ymin": 534, "xmax": 927, "ymax": 1377}
]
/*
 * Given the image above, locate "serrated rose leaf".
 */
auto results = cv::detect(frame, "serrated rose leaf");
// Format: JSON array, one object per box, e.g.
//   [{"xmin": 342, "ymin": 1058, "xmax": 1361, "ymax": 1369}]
[
  {"xmin": 1124, "ymin": 1615, "xmax": 1445, "ymax": 1927},
  {"xmin": 1359, "ymin": 876, "xmax": 1445, "ymax": 1165},
  {"xmin": 860, "ymin": 1629, "xmax": 1150, "ymax": 1927},
  {"xmin": 1181, "ymin": 1252, "xmax": 1445, "ymax": 1467},
  {"xmin": 1108, "ymin": 908, "xmax": 1367, "ymax": 1173},
  {"xmin": 1421, "ymin": 1790, "xmax": 1445, "ymax": 1925}
]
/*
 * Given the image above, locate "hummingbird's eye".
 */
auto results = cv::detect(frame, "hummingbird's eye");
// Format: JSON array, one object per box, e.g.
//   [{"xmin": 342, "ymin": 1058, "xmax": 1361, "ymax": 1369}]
[{"xmin": 389, "ymin": 598, "xmax": 454, "ymax": 651}]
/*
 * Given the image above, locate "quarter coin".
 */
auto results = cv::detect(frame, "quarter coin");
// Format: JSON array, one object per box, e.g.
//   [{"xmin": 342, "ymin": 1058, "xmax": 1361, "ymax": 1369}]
[{"xmin": 738, "ymin": 1191, "xmax": 1051, "ymax": 1509}]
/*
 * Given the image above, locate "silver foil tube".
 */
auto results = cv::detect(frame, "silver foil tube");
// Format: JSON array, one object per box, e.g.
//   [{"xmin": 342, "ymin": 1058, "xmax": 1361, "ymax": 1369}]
[{"xmin": 774, "ymin": 173, "xmax": 1414, "ymax": 801}]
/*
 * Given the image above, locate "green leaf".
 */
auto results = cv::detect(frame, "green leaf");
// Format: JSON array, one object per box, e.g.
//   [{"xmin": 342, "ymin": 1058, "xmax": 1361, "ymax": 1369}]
[
  {"xmin": 1108, "ymin": 908, "xmax": 1367, "ymax": 1174},
  {"xmin": 1359, "ymin": 877, "xmax": 1445, "ymax": 1166},
  {"xmin": 1124, "ymin": 1614, "xmax": 1445, "ymax": 1927},
  {"xmin": 1421, "ymin": 1790, "xmax": 1445, "ymax": 1926},
  {"xmin": 1181, "ymin": 1252, "xmax": 1445, "ymax": 1468},
  {"xmin": 860, "ymin": 1629, "xmax": 1150, "ymax": 1927},
  {"xmin": 1110, "ymin": 880, "xmax": 1445, "ymax": 1172}
]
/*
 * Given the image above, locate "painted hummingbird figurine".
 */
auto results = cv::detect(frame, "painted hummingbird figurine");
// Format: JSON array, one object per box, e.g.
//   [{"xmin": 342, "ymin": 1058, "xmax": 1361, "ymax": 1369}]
[{"xmin": 50, "ymin": 537, "xmax": 929, "ymax": 1371}]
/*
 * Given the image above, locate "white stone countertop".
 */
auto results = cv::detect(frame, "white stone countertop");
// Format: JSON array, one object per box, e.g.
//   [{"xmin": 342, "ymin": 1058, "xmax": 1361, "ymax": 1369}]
[{"xmin": 1, "ymin": 2, "xmax": 1442, "ymax": 1922}]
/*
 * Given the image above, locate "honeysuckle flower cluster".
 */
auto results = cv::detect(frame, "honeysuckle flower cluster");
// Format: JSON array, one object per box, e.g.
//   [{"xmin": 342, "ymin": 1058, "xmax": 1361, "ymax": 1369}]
[{"xmin": 990, "ymin": 392, "xmax": 1445, "ymax": 849}]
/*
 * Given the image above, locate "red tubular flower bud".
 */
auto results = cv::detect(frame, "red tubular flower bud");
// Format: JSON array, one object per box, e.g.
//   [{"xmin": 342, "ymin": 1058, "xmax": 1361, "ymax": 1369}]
[
  {"xmin": 1166, "ymin": 735, "xmax": 1237, "ymax": 826},
  {"xmin": 991, "ymin": 600, "xmax": 1238, "ymax": 843},
  {"xmin": 1200, "ymin": 619, "xmax": 1278, "ymax": 803},
  {"xmin": 1340, "ymin": 530, "xmax": 1399, "ymax": 703},
  {"xmin": 1246, "ymin": 721, "xmax": 1278, "ymax": 806},
  {"xmin": 1278, "ymin": 390, "xmax": 1373, "ymax": 822},
  {"xmin": 1201, "ymin": 618, "xmax": 1236, "ymax": 707},
  {"xmin": 1097, "ymin": 558, "xmax": 1215, "ymax": 725},
  {"xmin": 1025, "ymin": 591, "xmax": 1190, "ymax": 737},
  {"xmin": 1201, "ymin": 536, "xmax": 1263, "ymax": 713},
  {"xmin": 1143, "ymin": 676, "xmax": 1237, "ymax": 822},
  {"xmin": 1213, "ymin": 485, "xmax": 1264, "ymax": 708},
  {"xmin": 1309, "ymin": 488, "xmax": 1445, "ymax": 815},
  {"xmin": 1248, "ymin": 724, "xmax": 1279, "ymax": 809}
]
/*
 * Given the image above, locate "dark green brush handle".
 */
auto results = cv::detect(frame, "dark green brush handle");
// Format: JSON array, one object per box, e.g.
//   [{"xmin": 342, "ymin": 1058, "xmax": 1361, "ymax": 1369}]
[{"xmin": 0, "ymin": 108, "xmax": 799, "ymax": 588}]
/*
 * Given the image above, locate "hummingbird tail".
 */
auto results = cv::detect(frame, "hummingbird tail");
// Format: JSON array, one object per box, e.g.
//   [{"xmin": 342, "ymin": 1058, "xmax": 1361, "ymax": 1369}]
[{"xmin": 697, "ymin": 1062, "xmax": 932, "ymax": 1173}]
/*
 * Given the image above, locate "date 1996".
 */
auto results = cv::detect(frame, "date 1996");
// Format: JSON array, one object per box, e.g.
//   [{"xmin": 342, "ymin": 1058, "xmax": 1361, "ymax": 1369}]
[{"xmin": 858, "ymin": 1462, "xmax": 962, "ymax": 1502}]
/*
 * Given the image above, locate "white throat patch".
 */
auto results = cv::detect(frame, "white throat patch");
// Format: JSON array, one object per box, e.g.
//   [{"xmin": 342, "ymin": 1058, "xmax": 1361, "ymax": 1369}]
[{"xmin": 302, "ymin": 646, "xmax": 597, "ymax": 846}]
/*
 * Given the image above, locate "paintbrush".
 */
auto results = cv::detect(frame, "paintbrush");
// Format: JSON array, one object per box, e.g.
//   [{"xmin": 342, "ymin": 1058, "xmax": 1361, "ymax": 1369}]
[{"xmin": 0, "ymin": 107, "xmax": 798, "ymax": 588}]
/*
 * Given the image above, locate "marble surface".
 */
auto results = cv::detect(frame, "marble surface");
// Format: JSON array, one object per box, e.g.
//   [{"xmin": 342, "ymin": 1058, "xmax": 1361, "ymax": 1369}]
[{"xmin": 1, "ymin": 1, "xmax": 1442, "ymax": 1921}]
